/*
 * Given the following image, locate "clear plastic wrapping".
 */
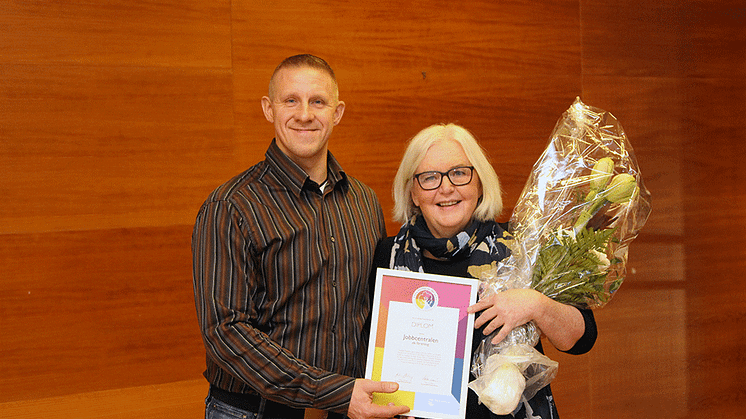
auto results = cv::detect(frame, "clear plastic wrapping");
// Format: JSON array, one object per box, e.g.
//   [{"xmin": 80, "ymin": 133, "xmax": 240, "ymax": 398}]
[
  {"xmin": 469, "ymin": 97, "xmax": 652, "ymax": 415},
  {"xmin": 469, "ymin": 343, "xmax": 558, "ymax": 415}
]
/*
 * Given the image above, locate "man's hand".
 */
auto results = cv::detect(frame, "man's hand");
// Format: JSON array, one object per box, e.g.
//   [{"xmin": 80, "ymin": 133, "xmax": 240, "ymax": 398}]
[{"xmin": 346, "ymin": 379, "xmax": 410, "ymax": 419}]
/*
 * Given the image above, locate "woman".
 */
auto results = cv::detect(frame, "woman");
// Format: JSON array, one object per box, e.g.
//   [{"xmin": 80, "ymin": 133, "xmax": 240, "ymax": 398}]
[{"xmin": 371, "ymin": 123, "xmax": 597, "ymax": 418}]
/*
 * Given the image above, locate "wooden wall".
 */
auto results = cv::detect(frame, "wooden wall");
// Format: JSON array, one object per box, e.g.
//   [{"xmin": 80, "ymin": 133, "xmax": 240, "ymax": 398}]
[{"xmin": 1, "ymin": 1, "xmax": 744, "ymax": 417}]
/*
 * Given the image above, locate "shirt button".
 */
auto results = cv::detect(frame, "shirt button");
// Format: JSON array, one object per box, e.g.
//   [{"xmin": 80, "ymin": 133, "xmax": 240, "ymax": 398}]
[{"xmin": 330, "ymin": 236, "xmax": 336, "ymax": 242}]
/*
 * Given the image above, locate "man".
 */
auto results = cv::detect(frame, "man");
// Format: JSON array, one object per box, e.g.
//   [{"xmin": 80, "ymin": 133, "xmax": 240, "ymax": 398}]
[{"xmin": 192, "ymin": 54, "xmax": 410, "ymax": 419}]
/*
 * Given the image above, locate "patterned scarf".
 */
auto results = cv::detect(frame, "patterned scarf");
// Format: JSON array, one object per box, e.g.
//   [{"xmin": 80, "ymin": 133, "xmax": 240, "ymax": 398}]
[{"xmin": 389, "ymin": 215, "xmax": 512, "ymax": 278}]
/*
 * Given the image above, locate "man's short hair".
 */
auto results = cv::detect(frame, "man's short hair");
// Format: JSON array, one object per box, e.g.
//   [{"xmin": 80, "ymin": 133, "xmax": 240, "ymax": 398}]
[{"xmin": 268, "ymin": 54, "xmax": 339, "ymax": 99}]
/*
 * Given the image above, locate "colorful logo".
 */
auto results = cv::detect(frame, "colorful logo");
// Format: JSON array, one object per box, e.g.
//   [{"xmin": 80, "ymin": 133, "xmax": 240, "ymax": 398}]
[{"xmin": 412, "ymin": 286, "xmax": 438, "ymax": 310}]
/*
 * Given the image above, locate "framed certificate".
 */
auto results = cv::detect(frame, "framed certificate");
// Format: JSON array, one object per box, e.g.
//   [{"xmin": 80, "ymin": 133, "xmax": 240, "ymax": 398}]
[{"xmin": 364, "ymin": 268, "xmax": 478, "ymax": 419}]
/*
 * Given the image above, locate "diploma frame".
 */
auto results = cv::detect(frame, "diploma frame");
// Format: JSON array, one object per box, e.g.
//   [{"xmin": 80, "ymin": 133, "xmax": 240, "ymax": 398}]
[{"xmin": 364, "ymin": 268, "xmax": 478, "ymax": 419}]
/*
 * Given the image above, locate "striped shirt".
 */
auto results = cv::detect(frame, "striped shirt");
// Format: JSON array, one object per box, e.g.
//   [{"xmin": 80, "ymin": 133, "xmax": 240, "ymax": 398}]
[{"xmin": 192, "ymin": 140, "xmax": 386, "ymax": 414}]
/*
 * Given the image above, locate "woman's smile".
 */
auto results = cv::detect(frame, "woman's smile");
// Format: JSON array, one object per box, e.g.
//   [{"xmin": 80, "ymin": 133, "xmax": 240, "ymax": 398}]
[{"xmin": 411, "ymin": 139, "xmax": 482, "ymax": 238}]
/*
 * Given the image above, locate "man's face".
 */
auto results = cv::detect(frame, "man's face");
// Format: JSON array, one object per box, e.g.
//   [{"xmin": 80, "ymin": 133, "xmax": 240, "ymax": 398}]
[{"xmin": 261, "ymin": 66, "xmax": 345, "ymax": 170}]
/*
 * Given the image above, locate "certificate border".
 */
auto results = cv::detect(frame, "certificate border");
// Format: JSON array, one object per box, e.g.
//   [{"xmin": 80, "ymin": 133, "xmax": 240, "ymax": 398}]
[{"xmin": 364, "ymin": 268, "xmax": 478, "ymax": 419}]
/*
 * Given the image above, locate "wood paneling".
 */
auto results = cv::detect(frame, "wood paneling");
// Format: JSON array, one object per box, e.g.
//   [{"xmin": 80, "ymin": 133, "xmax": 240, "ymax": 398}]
[
  {"xmin": 0, "ymin": 380, "xmax": 206, "ymax": 418},
  {"xmin": 581, "ymin": 0, "xmax": 746, "ymax": 78},
  {"xmin": 0, "ymin": 65, "xmax": 235, "ymax": 234},
  {"xmin": 1, "ymin": 0, "xmax": 745, "ymax": 417},
  {"xmin": 2, "ymin": 0, "xmax": 231, "ymax": 404},
  {"xmin": 546, "ymin": 288, "xmax": 689, "ymax": 418},
  {"xmin": 0, "ymin": 0, "xmax": 232, "ymax": 67},
  {"xmin": 230, "ymin": 0, "xmax": 580, "ymax": 74},
  {"xmin": 579, "ymin": 0, "xmax": 746, "ymax": 416},
  {"xmin": 0, "ymin": 226, "xmax": 205, "ymax": 401},
  {"xmin": 683, "ymin": 77, "xmax": 746, "ymax": 416}
]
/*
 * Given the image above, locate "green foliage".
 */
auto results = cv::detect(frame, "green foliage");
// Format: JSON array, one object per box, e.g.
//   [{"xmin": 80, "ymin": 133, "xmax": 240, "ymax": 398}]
[{"xmin": 531, "ymin": 227, "xmax": 617, "ymax": 308}]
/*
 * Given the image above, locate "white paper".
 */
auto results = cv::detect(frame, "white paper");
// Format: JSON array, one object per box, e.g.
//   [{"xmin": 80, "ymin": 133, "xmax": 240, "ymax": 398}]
[{"xmin": 381, "ymin": 301, "xmax": 459, "ymax": 395}]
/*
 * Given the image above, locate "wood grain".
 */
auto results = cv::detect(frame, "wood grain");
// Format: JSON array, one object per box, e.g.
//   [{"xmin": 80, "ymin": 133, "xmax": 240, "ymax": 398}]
[
  {"xmin": 0, "ymin": 226, "xmax": 205, "ymax": 401},
  {"xmin": 0, "ymin": 380, "xmax": 206, "ymax": 419},
  {"xmin": 577, "ymin": 0, "xmax": 746, "ymax": 414},
  {"xmin": 0, "ymin": 0, "xmax": 231, "ymax": 67},
  {"xmin": 0, "ymin": 64, "xmax": 235, "ymax": 234},
  {"xmin": 581, "ymin": 0, "xmax": 746, "ymax": 78},
  {"xmin": 682, "ymin": 77, "xmax": 746, "ymax": 416},
  {"xmin": 1, "ymin": 0, "xmax": 745, "ymax": 417}
]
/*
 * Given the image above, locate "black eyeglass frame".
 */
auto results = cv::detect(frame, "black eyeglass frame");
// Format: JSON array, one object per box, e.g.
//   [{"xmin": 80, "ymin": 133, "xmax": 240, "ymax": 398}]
[{"xmin": 413, "ymin": 166, "xmax": 475, "ymax": 190}]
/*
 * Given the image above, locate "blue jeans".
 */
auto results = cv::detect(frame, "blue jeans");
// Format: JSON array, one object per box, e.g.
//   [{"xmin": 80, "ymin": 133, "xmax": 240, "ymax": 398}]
[
  {"xmin": 205, "ymin": 396, "xmax": 305, "ymax": 419},
  {"xmin": 205, "ymin": 396, "xmax": 256, "ymax": 419}
]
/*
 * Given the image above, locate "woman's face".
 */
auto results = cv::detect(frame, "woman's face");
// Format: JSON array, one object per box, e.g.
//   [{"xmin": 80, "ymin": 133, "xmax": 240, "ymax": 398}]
[{"xmin": 411, "ymin": 139, "xmax": 482, "ymax": 238}]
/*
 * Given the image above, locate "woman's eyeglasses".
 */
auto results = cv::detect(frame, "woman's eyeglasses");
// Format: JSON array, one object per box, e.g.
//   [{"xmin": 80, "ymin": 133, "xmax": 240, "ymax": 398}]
[{"xmin": 413, "ymin": 166, "xmax": 475, "ymax": 190}]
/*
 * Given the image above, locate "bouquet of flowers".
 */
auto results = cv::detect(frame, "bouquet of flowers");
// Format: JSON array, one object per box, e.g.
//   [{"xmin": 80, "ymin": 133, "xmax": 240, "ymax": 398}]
[{"xmin": 468, "ymin": 97, "xmax": 652, "ymax": 415}]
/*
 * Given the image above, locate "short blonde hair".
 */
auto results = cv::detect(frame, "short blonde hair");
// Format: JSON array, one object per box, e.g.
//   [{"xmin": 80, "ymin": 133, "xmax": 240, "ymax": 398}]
[{"xmin": 392, "ymin": 123, "xmax": 503, "ymax": 224}]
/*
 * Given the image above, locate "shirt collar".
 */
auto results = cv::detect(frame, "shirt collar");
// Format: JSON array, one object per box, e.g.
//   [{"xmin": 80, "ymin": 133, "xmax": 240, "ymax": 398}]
[{"xmin": 265, "ymin": 139, "xmax": 349, "ymax": 196}]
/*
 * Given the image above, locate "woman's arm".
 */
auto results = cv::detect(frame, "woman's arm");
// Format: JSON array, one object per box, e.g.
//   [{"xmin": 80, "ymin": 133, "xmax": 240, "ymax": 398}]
[{"xmin": 468, "ymin": 289, "xmax": 585, "ymax": 352}]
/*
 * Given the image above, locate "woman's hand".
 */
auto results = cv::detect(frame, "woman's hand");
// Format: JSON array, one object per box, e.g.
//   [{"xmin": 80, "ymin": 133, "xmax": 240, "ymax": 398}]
[
  {"xmin": 468, "ymin": 289, "xmax": 544, "ymax": 344},
  {"xmin": 467, "ymin": 289, "xmax": 584, "ymax": 350}
]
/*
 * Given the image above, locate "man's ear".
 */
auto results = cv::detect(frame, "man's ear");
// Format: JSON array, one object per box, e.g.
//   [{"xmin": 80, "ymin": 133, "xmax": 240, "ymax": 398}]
[
  {"xmin": 261, "ymin": 96, "xmax": 274, "ymax": 123},
  {"xmin": 333, "ymin": 100, "xmax": 346, "ymax": 126}
]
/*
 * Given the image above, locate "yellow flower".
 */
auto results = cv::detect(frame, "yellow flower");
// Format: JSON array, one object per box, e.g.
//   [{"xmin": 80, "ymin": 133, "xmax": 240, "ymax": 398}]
[
  {"xmin": 603, "ymin": 173, "xmax": 637, "ymax": 203},
  {"xmin": 589, "ymin": 157, "xmax": 615, "ymax": 191}
]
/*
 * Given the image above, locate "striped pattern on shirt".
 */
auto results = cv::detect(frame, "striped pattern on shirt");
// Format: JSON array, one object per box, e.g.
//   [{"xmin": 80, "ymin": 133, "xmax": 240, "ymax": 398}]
[{"xmin": 192, "ymin": 141, "xmax": 386, "ymax": 414}]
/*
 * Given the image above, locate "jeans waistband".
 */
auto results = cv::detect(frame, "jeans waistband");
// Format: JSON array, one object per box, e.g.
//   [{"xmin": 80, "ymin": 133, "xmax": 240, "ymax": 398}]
[{"xmin": 208, "ymin": 385, "xmax": 306, "ymax": 419}]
